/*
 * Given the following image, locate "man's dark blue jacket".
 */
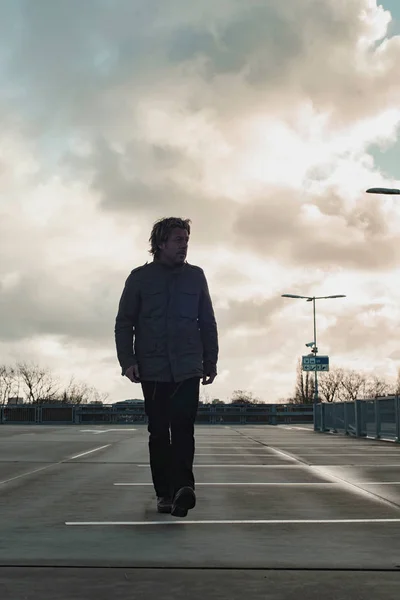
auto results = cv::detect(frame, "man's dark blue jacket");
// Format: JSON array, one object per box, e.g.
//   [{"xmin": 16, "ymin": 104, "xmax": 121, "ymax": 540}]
[{"xmin": 115, "ymin": 259, "xmax": 219, "ymax": 382}]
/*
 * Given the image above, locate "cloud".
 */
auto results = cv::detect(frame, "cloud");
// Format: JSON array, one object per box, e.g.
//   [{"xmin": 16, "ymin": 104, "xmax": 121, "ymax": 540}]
[
  {"xmin": 217, "ymin": 296, "xmax": 284, "ymax": 332},
  {"xmin": 3, "ymin": 0, "xmax": 398, "ymax": 135},
  {"xmin": 232, "ymin": 185, "xmax": 400, "ymax": 271},
  {"xmin": 323, "ymin": 301, "xmax": 400, "ymax": 352},
  {"xmin": 0, "ymin": 266, "xmax": 123, "ymax": 344}
]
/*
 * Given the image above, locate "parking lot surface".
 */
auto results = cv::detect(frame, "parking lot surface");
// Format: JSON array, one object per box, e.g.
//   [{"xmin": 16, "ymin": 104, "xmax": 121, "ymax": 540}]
[{"xmin": 1, "ymin": 424, "xmax": 400, "ymax": 598}]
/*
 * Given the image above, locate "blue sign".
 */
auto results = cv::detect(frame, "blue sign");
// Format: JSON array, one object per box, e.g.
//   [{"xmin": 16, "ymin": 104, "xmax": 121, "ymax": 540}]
[{"xmin": 302, "ymin": 355, "xmax": 329, "ymax": 372}]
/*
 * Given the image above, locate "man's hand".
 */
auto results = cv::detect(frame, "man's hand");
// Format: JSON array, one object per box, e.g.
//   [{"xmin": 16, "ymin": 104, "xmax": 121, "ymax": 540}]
[
  {"xmin": 202, "ymin": 370, "xmax": 217, "ymax": 385},
  {"xmin": 124, "ymin": 364, "xmax": 140, "ymax": 383}
]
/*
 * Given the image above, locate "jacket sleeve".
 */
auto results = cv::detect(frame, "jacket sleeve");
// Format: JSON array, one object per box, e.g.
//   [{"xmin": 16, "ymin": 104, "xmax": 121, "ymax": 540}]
[
  {"xmin": 198, "ymin": 270, "xmax": 219, "ymax": 373},
  {"xmin": 114, "ymin": 271, "xmax": 141, "ymax": 376}
]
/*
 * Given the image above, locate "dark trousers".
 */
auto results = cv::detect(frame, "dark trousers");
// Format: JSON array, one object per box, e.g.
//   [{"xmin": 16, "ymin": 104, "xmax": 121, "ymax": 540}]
[{"xmin": 141, "ymin": 377, "xmax": 200, "ymax": 498}]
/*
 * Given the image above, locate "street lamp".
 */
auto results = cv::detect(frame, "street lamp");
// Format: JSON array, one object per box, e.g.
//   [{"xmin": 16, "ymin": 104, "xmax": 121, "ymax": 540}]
[
  {"xmin": 366, "ymin": 188, "xmax": 400, "ymax": 194},
  {"xmin": 281, "ymin": 294, "xmax": 346, "ymax": 405}
]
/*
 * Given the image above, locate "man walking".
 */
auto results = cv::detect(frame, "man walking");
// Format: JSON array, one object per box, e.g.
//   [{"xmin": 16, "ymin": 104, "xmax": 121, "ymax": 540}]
[{"xmin": 115, "ymin": 217, "xmax": 218, "ymax": 517}]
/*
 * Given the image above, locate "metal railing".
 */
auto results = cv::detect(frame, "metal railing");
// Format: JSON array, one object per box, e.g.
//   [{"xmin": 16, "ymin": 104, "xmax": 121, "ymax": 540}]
[
  {"xmin": 0, "ymin": 403, "xmax": 314, "ymax": 426},
  {"xmin": 314, "ymin": 396, "xmax": 400, "ymax": 442}
]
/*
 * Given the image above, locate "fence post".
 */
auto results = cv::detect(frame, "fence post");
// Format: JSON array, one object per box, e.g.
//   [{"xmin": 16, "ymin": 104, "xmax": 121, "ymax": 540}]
[
  {"xmin": 355, "ymin": 400, "xmax": 362, "ymax": 437},
  {"xmin": 313, "ymin": 404, "xmax": 318, "ymax": 431},
  {"xmin": 344, "ymin": 402, "xmax": 349, "ymax": 436},
  {"xmin": 395, "ymin": 396, "xmax": 400, "ymax": 443},
  {"xmin": 35, "ymin": 405, "xmax": 42, "ymax": 424},
  {"xmin": 375, "ymin": 399, "xmax": 381, "ymax": 440},
  {"xmin": 320, "ymin": 403, "xmax": 326, "ymax": 432},
  {"xmin": 332, "ymin": 403, "xmax": 339, "ymax": 433},
  {"xmin": 271, "ymin": 404, "xmax": 277, "ymax": 426}
]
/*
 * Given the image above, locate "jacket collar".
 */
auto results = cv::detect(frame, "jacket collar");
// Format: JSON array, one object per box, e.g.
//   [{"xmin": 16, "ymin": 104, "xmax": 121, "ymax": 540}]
[{"xmin": 153, "ymin": 257, "xmax": 186, "ymax": 271}]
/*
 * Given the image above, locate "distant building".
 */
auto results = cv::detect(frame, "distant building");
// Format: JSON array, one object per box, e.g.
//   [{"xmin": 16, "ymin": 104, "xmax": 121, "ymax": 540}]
[
  {"xmin": 7, "ymin": 397, "xmax": 24, "ymax": 405},
  {"xmin": 113, "ymin": 399, "xmax": 144, "ymax": 407}
]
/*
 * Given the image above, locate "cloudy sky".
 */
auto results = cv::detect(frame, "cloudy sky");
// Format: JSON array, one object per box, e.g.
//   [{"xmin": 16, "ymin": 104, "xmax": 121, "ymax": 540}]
[{"xmin": 1, "ymin": 0, "xmax": 400, "ymax": 404}]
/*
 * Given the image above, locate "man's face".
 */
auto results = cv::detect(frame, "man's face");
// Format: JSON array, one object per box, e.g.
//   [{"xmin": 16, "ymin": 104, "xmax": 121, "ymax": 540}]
[{"xmin": 159, "ymin": 227, "xmax": 189, "ymax": 265}]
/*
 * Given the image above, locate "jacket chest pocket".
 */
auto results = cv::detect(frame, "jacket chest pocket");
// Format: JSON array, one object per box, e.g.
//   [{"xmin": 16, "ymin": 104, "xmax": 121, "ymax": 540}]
[
  {"xmin": 178, "ymin": 290, "xmax": 199, "ymax": 319},
  {"xmin": 141, "ymin": 287, "xmax": 165, "ymax": 318}
]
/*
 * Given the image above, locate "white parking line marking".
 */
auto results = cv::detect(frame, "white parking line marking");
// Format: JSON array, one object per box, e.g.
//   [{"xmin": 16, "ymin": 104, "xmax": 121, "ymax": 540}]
[
  {"xmin": 298, "ymin": 453, "xmax": 400, "ymax": 457},
  {"xmin": 196, "ymin": 446, "xmax": 262, "ymax": 449},
  {"xmin": 80, "ymin": 430, "xmax": 136, "ymax": 434},
  {"xmin": 136, "ymin": 464, "xmax": 305, "ymax": 468},
  {"xmin": 266, "ymin": 446, "xmax": 400, "ymax": 449},
  {"xmin": 268, "ymin": 447, "xmax": 298, "ymax": 462},
  {"xmin": 356, "ymin": 482, "xmax": 400, "ymax": 485},
  {"xmin": 66, "ymin": 518, "xmax": 400, "ymax": 526},
  {"xmin": 245, "ymin": 446, "xmax": 400, "ymax": 510},
  {"xmin": 0, "ymin": 445, "xmax": 111, "ymax": 485},
  {"xmin": 314, "ymin": 464, "xmax": 400, "ymax": 467},
  {"xmin": 365, "ymin": 436, "xmax": 397, "ymax": 442},
  {"xmin": 277, "ymin": 426, "xmax": 313, "ymax": 431},
  {"xmin": 0, "ymin": 464, "xmax": 58, "ymax": 486},
  {"xmin": 114, "ymin": 482, "xmax": 338, "ymax": 487},
  {"xmin": 68, "ymin": 445, "xmax": 110, "ymax": 460},
  {"xmin": 196, "ymin": 453, "xmax": 278, "ymax": 456}
]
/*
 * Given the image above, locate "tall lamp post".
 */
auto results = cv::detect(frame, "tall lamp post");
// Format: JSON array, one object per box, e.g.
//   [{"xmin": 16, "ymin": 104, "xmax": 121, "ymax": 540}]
[
  {"xmin": 366, "ymin": 188, "xmax": 400, "ymax": 195},
  {"xmin": 281, "ymin": 294, "xmax": 346, "ymax": 405}
]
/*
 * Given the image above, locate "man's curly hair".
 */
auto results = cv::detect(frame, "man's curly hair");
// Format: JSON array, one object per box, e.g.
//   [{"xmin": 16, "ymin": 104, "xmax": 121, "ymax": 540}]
[{"xmin": 149, "ymin": 217, "xmax": 191, "ymax": 258}]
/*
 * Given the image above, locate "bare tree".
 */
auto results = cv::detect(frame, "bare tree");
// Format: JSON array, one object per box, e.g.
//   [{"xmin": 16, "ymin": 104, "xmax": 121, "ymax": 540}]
[
  {"xmin": 318, "ymin": 367, "xmax": 345, "ymax": 403},
  {"xmin": 0, "ymin": 365, "xmax": 22, "ymax": 405},
  {"xmin": 87, "ymin": 386, "xmax": 110, "ymax": 405},
  {"xmin": 200, "ymin": 388, "xmax": 211, "ymax": 404},
  {"xmin": 283, "ymin": 364, "xmax": 393, "ymax": 405},
  {"xmin": 363, "ymin": 374, "xmax": 390, "ymax": 399},
  {"xmin": 390, "ymin": 368, "xmax": 400, "ymax": 397},
  {"xmin": 57, "ymin": 378, "xmax": 90, "ymax": 404},
  {"xmin": 338, "ymin": 370, "xmax": 367, "ymax": 402},
  {"xmin": 293, "ymin": 359, "xmax": 315, "ymax": 404},
  {"xmin": 0, "ymin": 361, "xmax": 110, "ymax": 408},
  {"xmin": 230, "ymin": 389, "xmax": 261, "ymax": 404},
  {"xmin": 54, "ymin": 377, "xmax": 110, "ymax": 405},
  {"xmin": 282, "ymin": 397, "xmax": 296, "ymax": 404},
  {"xmin": 17, "ymin": 361, "xmax": 61, "ymax": 404}
]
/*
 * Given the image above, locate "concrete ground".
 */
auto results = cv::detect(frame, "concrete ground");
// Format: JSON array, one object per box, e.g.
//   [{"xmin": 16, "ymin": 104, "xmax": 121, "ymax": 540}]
[{"xmin": 0, "ymin": 424, "xmax": 400, "ymax": 599}]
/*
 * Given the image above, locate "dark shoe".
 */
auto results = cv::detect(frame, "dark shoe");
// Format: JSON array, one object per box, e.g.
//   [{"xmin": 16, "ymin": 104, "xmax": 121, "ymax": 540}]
[
  {"xmin": 171, "ymin": 487, "xmax": 196, "ymax": 518},
  {"xmin": 157, "ymin": 497, "xmax": 172, "ymax": 514}
]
